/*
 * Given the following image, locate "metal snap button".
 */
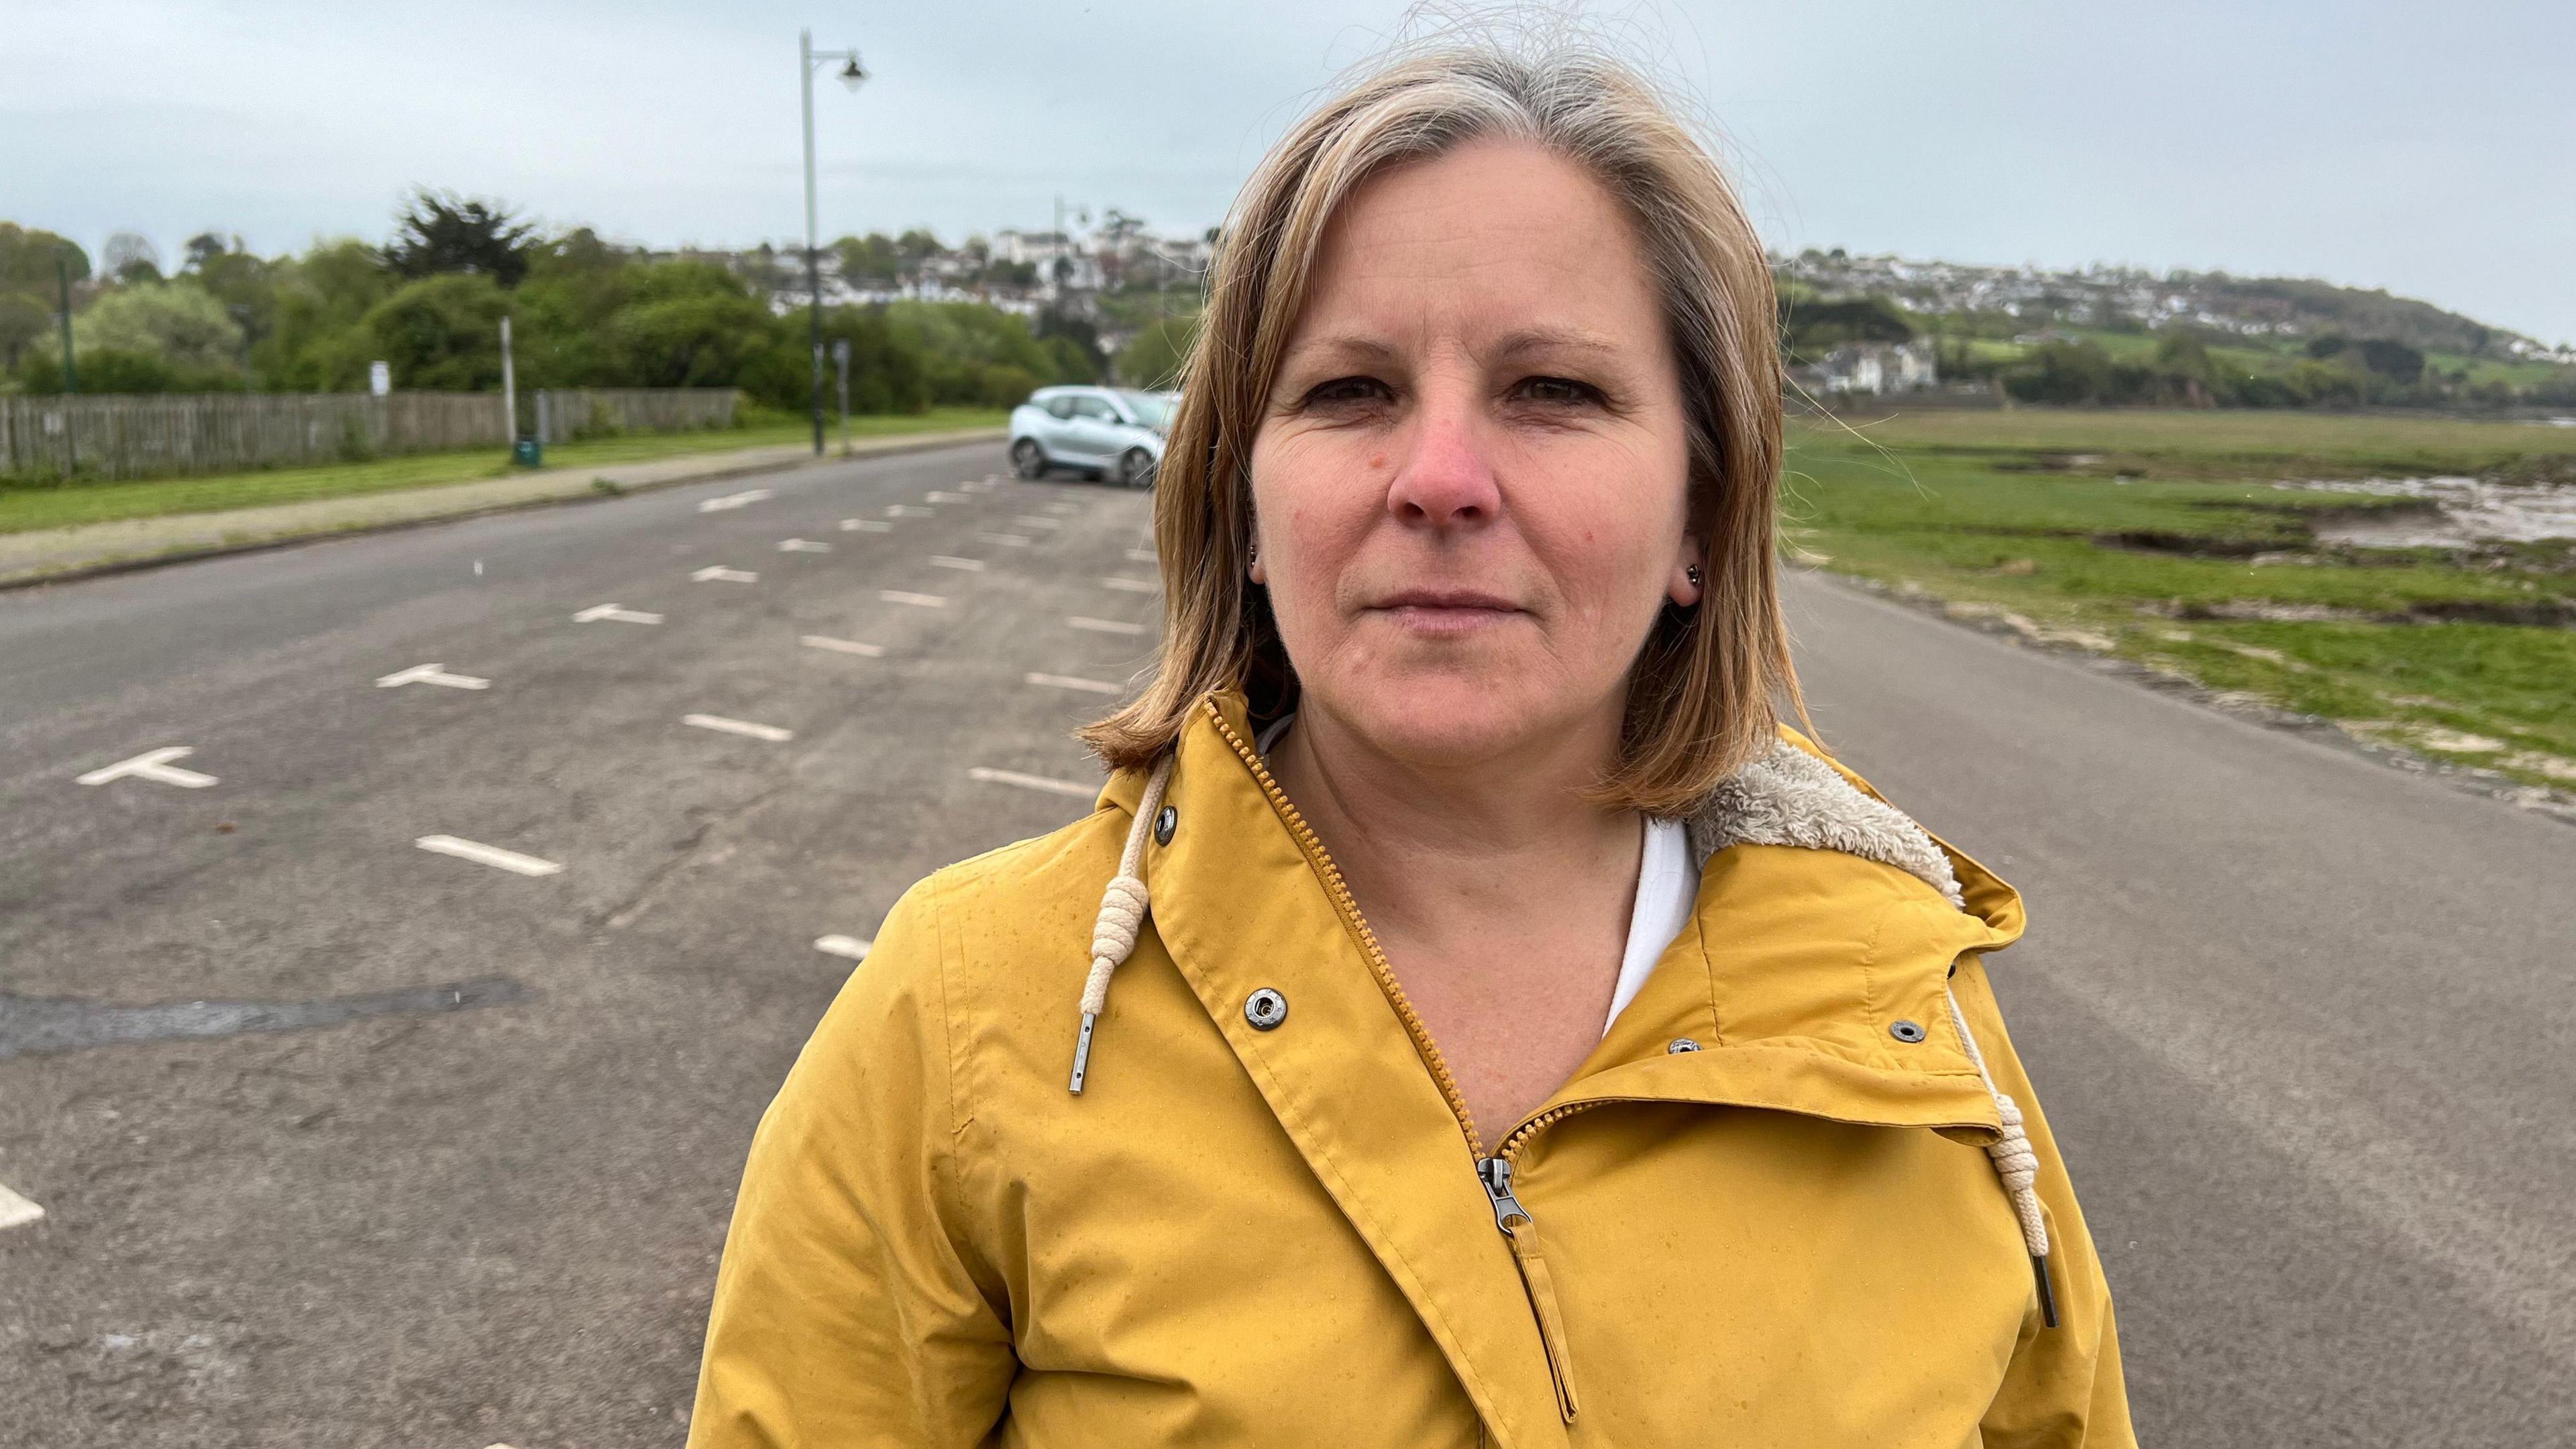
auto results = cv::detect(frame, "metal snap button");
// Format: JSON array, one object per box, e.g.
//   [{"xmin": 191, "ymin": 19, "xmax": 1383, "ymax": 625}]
[
  {"xmin": 1154, "ymin": 805, "xmax": 1177, "ymax": 846},
  {"xmin": 1244, "ymin": 987, "xmax": 1288, "ymax": 1030},
  {"xmin": 1666, "ymin": 1038, "xmax": 1703, "ymax": 1054},
  {"xmin": 1889, "ymin": 1019, "xmax": 1927, "ymax": 1043}
]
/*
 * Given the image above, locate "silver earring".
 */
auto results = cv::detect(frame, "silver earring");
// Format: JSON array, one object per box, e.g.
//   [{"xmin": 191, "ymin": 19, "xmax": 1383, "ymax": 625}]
[{"xmin": 1685, "ymin": 564, "xmax": 1703, "ymax": 588}]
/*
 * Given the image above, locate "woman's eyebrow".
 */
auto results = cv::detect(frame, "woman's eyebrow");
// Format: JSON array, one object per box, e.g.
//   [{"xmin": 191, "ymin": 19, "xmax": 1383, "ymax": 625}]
[
  {"xmin": 1279, "ymin": 333, "xmax": 1399, "ymax": 371},
  {"xmin": 1490, "ymin": 326, "xmax": 1627, "ymax": 365}
]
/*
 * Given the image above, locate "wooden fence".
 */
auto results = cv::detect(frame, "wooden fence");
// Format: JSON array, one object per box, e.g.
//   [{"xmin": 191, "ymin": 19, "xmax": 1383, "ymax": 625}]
[
  {"xmin": 1, "ymin": 387, "xmax": 743, "ymax": 484},
  {"xmin": 533, "ymin": 388, "xmax": 738, "ymax": 444}
]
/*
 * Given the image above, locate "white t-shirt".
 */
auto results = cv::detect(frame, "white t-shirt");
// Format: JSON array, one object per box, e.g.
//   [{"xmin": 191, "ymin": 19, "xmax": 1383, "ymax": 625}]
[{"xmin": 1252, "ymin": 714, "xmax": 1697, "ymax": 1036}]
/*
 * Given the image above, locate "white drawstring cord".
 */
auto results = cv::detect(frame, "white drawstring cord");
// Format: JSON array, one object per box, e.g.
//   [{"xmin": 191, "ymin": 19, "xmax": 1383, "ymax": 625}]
[
  {"xmin": 1945, "ymin": 983, "xmax": 2059, "ymax": 1328},
  {"xmin": 1069, "ymin": 753, "xmax": 1175, "ymax": 1095}
]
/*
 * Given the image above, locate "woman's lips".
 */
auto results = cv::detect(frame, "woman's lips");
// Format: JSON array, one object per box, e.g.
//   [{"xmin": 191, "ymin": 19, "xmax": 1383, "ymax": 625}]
[{"xmin": 1366, "ymin": 589, "xmax": 1523, "ymax": 634}]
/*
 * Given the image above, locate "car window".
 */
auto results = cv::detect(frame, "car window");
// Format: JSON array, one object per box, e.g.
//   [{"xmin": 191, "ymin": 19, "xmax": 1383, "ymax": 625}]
[
  {"xmin": 1044, "ymin": 395, "xmax": 1078, "ymax": 420},
  {"xmin": 1071, "ymin": 395, "xmax": 1120, "ymax": 421}
]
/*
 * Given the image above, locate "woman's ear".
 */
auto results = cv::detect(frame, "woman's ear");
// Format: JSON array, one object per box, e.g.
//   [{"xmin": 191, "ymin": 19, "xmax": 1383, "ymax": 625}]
[
  {"xmin": 1248, "ymin": 525, "xmax": 1267, "ymax": 586},
  {"xmin": 1669, "ymin": 536, "xmax": 1707, "ymax": 607}
]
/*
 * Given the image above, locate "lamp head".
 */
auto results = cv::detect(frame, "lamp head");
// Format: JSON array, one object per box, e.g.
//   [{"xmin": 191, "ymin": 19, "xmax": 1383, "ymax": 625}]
[{"xmin": 838, "ymin": 56, "xmax": 868, "ymax": 91}]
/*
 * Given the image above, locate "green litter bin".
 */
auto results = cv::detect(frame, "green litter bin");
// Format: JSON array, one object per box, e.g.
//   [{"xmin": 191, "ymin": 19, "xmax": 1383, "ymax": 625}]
[{"xmin": 513, "ymin": 438, "xmax": 543, "ymax": 468}]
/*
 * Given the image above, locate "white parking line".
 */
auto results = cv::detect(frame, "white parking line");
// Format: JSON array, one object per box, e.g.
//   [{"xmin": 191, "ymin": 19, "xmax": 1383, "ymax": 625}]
[
  {"xmin": 1027, "ymin": 672, "xmax": 1120, "ymax": 694},
  {"xmin": 926, "ymin": 490, "xmax": 974, "ymax": 504},
  {"xmin": 885, "ymin": 504, "xmax": 934, "ymax": 518},
  {"xmin": 574, "ymin": 603, "xmax": 662, "ymax": 625},
  {"xmin": 1067, "ymin": 616, "xmax": 1148, "ymax": 636},
  {"xmin": 376, "ymin": 663, "xmax": 490, "ymax": 690},
  {"xmin": 697, "ymin": 488, "xmax": 774, "ymax": 513},
  {"xmin": 76, "ymin": 747, "xmax": 217, "ymax": 789},
  {"xmin": 977, "ymin": 532, "xmax": 1032, "ymax": 547},
  {"xmin": 691, "ymin": 566, "xmax": 758, "ymax": 584},
  {"xmin": 880, "ymin": 590, "xmax": 947, "ymax": 608},
  {"xmin": 0, "ymin": 1181, "xmax": 44, "ymax": 1231},
  {"xmin": 683, "ymin": 713, "xmax": 794, "ymax": 743},
  {"xmin": 969, "ymin": 766, "xmax": 1099, "ymax": 799},
  {"xmin": 415, "ymin": 835, "xmax": 564, "ymax": 877},
  {"xmin": 926, "ymin": 555, "xmax": 986, "ymax": 572},
  {"xmin": 1098, "ymin": 577, "xmax": 1159, "ymax": 594},
  {"xmin": 1012, "ymin": 516, "xmax": 1063, "ymax": 529},
  {"xmin": 776, "ymin": 538, "xmax": 831, "ymax": 553},
  {"xmin": 800, "ymin": 635, "xmax": 884, "ymax": 657},
  {"xmin": 1126, "ymin": 549, "xmax": 1157, "ymax": 564},
  {"xmin": 839, "ymin": 519, "xmax": 893, "ymax": 533},
  {"xmin": 814, "ymin": 934, "xmax": 873, "ymax": 961}
]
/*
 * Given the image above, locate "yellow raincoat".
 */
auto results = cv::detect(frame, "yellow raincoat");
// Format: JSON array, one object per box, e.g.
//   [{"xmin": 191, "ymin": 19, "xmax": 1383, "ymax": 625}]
[{"xmin": 688, "ymin": 690, "xmax": 2133, "ymax": 1447}]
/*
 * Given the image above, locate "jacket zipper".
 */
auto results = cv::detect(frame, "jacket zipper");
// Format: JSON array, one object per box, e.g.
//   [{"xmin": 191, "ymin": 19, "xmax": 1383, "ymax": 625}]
[{"xmin": 1215, "ymin": 707, "xmax": 1584, "ymax": 1418}]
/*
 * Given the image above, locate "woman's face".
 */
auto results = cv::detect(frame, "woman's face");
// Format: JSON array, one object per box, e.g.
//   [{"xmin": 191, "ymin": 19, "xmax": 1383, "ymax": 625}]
[{"xmin": 1249, "ymin": 136, "xmax": 1701, "ymax": 772}]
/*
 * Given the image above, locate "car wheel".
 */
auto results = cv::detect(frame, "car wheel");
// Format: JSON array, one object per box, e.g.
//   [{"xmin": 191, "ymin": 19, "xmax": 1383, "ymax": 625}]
[
  {"xmin": 1118, "ymin": 448, "xmax": 1157, "ymax": 489},
  {"xmin": 1011, "ymin": 438, "xmax": 1048, "ymax": 479}
]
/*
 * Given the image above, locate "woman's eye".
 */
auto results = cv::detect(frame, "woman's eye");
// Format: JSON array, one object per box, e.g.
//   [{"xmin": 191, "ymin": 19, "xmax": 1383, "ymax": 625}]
[
  {"xmin": 1515, "ymin": 376, "xmax": 1601, "ymax": 405},
  {"xmin": 1303, "ymin": 376, "xmax": 1389, "ymax": 408}
]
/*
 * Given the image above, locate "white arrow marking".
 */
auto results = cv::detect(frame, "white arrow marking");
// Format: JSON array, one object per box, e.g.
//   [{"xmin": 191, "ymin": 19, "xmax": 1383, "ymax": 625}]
[
  {"xmin": 1011, "ymin": 516, "xmax": 1063, "ymax": 529},
  {"xmin": 926, "ymin": 555, "xmax": 985, "ymax": 572},
  {"xmin": 697, "ymin": 488, "xmax": 774, "ymax": 513},
  {"xmin": 814, "ymin": 934, "xmax": 873, "ymax": 961},
  {"xmin": 926, "ymin": 490, "xmax": 974, "ymax": 504},
  {"xmin": 375, "ymin": 663, "xmax": 490, "ymax": 690},
  {"xmin": 880, "ymin": 590, "xmax": 947, "ymax": 608},
  {"xmin": 776, "ymin": 538, "xmax": 830, "ymax": 553},
  {"xmin": 573, "ymin": 603, "xmax": 662, "ymax": 625},
  {"xmin": 839, "ymin": 518, "xmax": 893, "ymax": 533},
  {"xmin": 692, "ymin": 566, "xmax": 758, "ymax": 583},
  {"xmin": 885, "ymin": 504, "xmax": 934, "ymax": 517},
  {"xmin": 969, "ymin": 765, "xmax": 1098, "ymax": 799},
  {"xmin": 684, "ymin": 713, "xmax": 794, "ymax": 743},
  {"xmin": 76, "ymin": 747, "xmax": 217, "ymax": 789},
  {"xmin": 800, "ymin": 635, "xmax": 884, "ymax": 657},
  {"xmin": 1098, "ymin": 577, "xmax": 1159, "ymax": 594},
  {"xmin": 1027, "ymin": 672, "xmax": 1120, "ymax": 694},
  {"xmin": 0, "ymin": 1181, "xmax": 44, "ymax": 1231},
  {"xmin": 415, "ymin": 835, "xmax": 564, "ymax": 877},
  {"xmin": 1067, "ymin": 616, "xmax": 1147, "ymax": 636},
  {"xmin": 976, "ymin": 532, "xmax": 1032, "ymax": 547}
]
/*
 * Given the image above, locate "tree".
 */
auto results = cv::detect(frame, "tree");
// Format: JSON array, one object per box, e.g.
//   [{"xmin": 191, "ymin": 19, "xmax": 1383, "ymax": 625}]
[
  {"xmin": 183, "ymin": 231, "xmax": 237, "ymax": 272},
  {"xmin": 384, "ymin": 191, "xmax": 536, "ymax": 288},
  {"xmin": 364, "ymin": 272, "xmax": 508, "ymax": 389},
  {"xmin": 74, "ymin": 284, "xmax": 246, "ymax": 372},
  {"xmin": 0, "ymin": 291, "xmax": 52, "ymax": 371},
  {"xmin": 104, "ymin": 231, "xmax": 162, "ymax": 283},
  {"xmin": 1116, "ymin": 313, "xmax": 1197, "ymax": 388},
  {"xmin": 0, "ymin": 223, "xmax": 87, "ymax": 290}
]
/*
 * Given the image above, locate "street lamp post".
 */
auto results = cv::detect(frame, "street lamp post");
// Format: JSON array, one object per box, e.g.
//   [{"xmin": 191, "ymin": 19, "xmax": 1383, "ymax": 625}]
[{"xmin": 800, "ymin": 29, "xmax": 868, "ymax": 457}]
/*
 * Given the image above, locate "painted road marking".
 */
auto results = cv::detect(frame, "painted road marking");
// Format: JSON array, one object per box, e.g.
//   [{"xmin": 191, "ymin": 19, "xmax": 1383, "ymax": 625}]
[
  {"xmin": 776, "ymin": 538, "xmax": 831, "ymax": 553},
  {"xmin": 698, "ymin": 488, "xmax": 774, "ymax": 513},
  {"xmin": 839, "ymin": 518, "xmax": 893, "ymax": 533},
  {"xmin": 0, "ymin": 1181, "xmax": 44, "ymax": 1231},
  {"xmin": 76, "ymin": 747, "xmax": 217, "ymax": 789},
  {"xmin": 1067, "ymin": 616, "xmax": 1148, "ymax": 636},
  {"xmin": 969, "ymin": 766, "xmax": 1098, "ymax": 800},
  {"xmin": 960, "ymin": 478, "xmax": 997, "ymax": 491},
  {"xmin": 800, "ymin": 635, "xmax": 884, "ymax": 657},
  {"xmin": 927, "ymin": 555, "xmax": 986, "ymax": 572},
  {"xmin": 814, "ymin": 934, "xmax": 873, "ymax": 961},
  {"xmin": 574, "ymin": 603, "xmax": 662, "ymax": 625},
  {"xmin": 885, "ymin": 504, "xmax": 934, "ymax": 518},
  {"xmin": 926, "ymin": 490, "xmax": 974, "ymax": 503},
  {"xmin": 1099, "ymin": 577, "xmax": 1159, "ymax": 594},
  {"xmin": 977, "ymin": 532, "xmax": 1032, "ymax": 547},
  {"xmin": 1027, "ymin": 672, "xmax": 1120, "ymax": 694},
  {"xmin": 415, "ymin": 835, "xmax": 564, "ymax": 877},
  {"xmin": 1012, "ymin": 515, "xmax": 1063, "ymax": 529},
  {"xmin": 1127, "ymin": 549, "xmax": 1157, "ymax": 563},
  {"xmin": 692, "ymin": 566, "xmax": 758, "ymax": 583},
  {"xmin": 683, "ymin": 713, "xmax": 794, "ymax": 743},
  {"xmin": 1044, "ymin": 501, "xmax": 1084, "ymax": 515},
  {"xmin": 880, "ymin": 590, "xmax": 947, "ymax": 608},
  {"xmin": 376, "ymin": 663, "xmax": 490, "ymax": 690}
]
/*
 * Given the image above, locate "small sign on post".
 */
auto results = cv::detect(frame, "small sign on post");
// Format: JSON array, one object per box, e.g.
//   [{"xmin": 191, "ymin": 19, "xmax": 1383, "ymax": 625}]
[{"xmin": 369, "ymin": 360, "xmax": 391, "ymax": 397}]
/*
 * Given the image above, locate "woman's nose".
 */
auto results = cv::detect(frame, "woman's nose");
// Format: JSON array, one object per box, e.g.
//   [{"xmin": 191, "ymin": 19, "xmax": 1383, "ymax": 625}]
[{"xmin": 1384, "ymin": 390, "xmax": 1502, "ymax": 529}]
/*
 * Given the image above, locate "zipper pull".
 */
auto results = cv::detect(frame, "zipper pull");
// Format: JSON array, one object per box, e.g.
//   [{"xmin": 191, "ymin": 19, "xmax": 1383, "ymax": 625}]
[{"xmin": 1477, "ymin": 1156, "xmax": 1529, "ymax": 1234}]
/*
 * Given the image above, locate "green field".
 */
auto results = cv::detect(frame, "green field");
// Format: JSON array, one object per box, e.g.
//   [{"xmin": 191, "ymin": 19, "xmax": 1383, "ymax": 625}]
[
  {"xmin": 0, "ymin": 409, "xmax": 1007, "ymax": 535},
  {"xmin": 1783, "ymin": 408, "xmax": 2576, "ymax": 793}
]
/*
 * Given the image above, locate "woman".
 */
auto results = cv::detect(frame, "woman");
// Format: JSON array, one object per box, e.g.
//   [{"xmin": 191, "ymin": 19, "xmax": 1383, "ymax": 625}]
[{"xmin": 689, "ymin": 42, "xmax": 2131, "ymax": 1448}]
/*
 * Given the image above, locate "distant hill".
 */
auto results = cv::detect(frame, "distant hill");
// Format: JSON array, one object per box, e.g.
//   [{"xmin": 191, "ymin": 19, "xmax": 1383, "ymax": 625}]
[{"xmin": 1774, "ymin": 250, "xmax": 2570, "ymax": 365}]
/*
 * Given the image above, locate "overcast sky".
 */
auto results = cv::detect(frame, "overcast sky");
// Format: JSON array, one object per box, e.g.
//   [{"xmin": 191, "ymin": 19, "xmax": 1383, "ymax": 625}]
[{"xmin": 7, "ymin": 1, "xmax": 2571, "ymax": 343}]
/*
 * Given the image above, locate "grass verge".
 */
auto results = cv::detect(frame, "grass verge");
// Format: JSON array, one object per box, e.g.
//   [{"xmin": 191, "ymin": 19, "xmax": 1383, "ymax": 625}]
[
  {"xmin": 1784, "ymin": 408, "xmax": 2576, "ymax": 794},
  {"xmin": 0, "ymin": 409, "xmax": 1007, "ymax": 535}
]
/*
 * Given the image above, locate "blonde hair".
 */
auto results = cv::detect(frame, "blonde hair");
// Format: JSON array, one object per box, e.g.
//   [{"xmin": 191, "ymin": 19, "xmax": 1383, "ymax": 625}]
[{"xmin": 1080, "ymin": 40, "xmax": 1799, "ymax": 812}]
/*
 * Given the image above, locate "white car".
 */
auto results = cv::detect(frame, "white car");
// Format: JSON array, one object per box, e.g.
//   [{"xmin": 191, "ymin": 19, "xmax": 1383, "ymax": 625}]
[{"xmin": 1009, "ymin": 386, "xmax": 1173, "ymax": 488}]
